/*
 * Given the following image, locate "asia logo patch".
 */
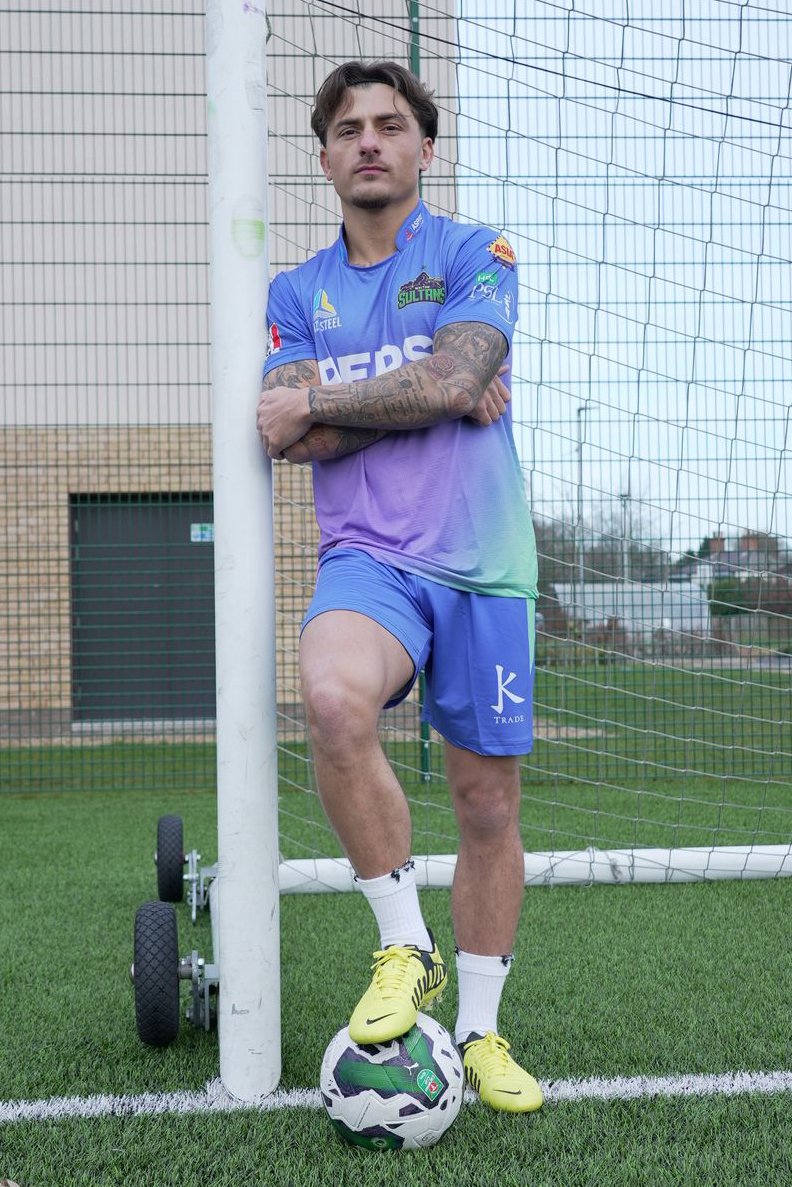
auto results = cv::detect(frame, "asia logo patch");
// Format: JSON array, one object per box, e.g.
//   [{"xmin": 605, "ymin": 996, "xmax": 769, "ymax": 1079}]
[
  {"xmin": 487, "ymin": 234, "xmax": 516, "ymax": 268},
  {"xmin": 397, "ymin": 270, "xmax": 446, "ymax": 309},
  {"xmin": 313, "ymin": 289, "xmax": 341, "ymax": 331},
  {"xmin": 266, "ymin": 323, "xmax": 282, "ymax": 356}
]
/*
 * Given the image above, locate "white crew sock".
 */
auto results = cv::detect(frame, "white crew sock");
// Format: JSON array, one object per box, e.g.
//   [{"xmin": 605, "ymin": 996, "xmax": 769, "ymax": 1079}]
[
  {"xmin": 355, "ymin": 859, "xmax": 432, "ymax": 951},
  {"xmin": 455, "ymin": 949, "xmax": 513, "ymax": 1045}
]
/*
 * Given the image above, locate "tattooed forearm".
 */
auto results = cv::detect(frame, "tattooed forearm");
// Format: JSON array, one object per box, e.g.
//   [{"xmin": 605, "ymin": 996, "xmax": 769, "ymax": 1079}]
[
  {"xmin": 261, "ymin": 358, "xmax": 390, "ymax": 462},
  {"xmin": 262, "ymin": 359, "xmax": 322, "ymax": 390},
  {"xmin": 306, "ymin": 322, "xmax": 508, "ymax": 430},
  {"xmin": 283, "ymin": 425, "xmax": 388, "ymax": 463}
]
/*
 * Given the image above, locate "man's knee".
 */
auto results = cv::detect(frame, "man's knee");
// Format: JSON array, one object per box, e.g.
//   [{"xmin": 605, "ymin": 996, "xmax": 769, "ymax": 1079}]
[
  {"xmin": 449, "ymin": 754, "xmax": 522, "ymax": 838},
  {"xmin": 301, "ymin": 669, "xmax": 379, "ymax": 753},
  {"xmin": 300, "ymin": 611, "xmax": 414, "ymax": 754},
  {"xmin": 456, "ymin": 787, "xmax": 520, "ymax": 838}
]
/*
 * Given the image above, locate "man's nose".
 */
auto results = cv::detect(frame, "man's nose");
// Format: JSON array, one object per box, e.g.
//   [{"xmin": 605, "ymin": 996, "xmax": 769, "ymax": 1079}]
[{"xmin": 358, "ymin": 127, "xmax": 381, "ymax": 154}]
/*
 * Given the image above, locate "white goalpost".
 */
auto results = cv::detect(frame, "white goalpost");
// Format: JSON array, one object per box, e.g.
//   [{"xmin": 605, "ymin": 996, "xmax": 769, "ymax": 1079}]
[{"xmin": 206, "ymin": 0, "xmax": 280, "ymax": 1101}]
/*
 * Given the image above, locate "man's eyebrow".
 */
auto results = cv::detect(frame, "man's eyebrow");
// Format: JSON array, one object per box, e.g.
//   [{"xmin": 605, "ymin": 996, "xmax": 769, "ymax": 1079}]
[{"xmin": 333, "ymin": 111, "xmax": 410, "ymax": 131}]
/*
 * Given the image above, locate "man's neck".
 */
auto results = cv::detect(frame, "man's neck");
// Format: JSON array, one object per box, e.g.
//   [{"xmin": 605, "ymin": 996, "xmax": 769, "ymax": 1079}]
[{"xmin": 341, "ymin": 194, "xmax": 420, "ymax": 267}]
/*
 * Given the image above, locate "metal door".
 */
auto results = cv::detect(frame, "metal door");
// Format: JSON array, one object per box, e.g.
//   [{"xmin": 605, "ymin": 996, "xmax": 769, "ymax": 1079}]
[{"xmin": 70, "ymin": 493, "xmax": 216, "ymax": 721}]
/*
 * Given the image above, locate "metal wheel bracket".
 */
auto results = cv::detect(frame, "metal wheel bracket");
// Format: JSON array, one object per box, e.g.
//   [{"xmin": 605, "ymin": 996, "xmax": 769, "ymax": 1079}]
[
  {"xmin": 181, "ymin": 949, "xmax": 219, "ymax": 1031},
  {"xmin": 185, "ymin": 852, "xmax": 217, "ymax": 923}
]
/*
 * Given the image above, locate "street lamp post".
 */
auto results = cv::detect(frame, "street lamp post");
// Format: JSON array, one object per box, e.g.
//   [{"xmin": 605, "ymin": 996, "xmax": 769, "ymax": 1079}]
[{"xmin": 577, "ymin": 406, "xmax": 586, "ymax": 599}]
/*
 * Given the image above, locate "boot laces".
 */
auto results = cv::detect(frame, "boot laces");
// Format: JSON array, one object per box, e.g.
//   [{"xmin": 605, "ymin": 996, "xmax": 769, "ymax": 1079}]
[
  {"xmin": 369, "ymin": 946, "xmax": 419, "ymax": 998},
  {"xmin": 472, "ymin": 1032, "xmax": 512, "ymax": 1072}
]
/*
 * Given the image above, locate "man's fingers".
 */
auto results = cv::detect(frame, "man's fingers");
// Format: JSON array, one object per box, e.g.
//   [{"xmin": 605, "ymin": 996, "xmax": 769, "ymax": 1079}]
[{"xmin": 490, "ymin": 375, "xmax": 510, "ymax": 401}]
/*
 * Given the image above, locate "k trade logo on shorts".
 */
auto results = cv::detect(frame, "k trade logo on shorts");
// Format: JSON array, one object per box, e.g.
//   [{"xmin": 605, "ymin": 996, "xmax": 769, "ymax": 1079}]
[{"xmin": 491, "ymin": 664, "xmax": 526, "ymax": 722}]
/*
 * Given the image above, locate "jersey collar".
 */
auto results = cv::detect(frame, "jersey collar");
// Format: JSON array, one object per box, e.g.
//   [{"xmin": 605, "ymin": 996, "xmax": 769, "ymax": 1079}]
[
  {"xmin": 394, "ymin": 201, "xmax": 428, "ymax": 251},
  {"xmin": 337, "ymin": 200, "xmax": 429, "ymax": 264}
]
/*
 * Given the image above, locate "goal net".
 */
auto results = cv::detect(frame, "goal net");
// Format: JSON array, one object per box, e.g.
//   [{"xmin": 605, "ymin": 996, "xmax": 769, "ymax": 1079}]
[
  {"xmin": 269, "ymin": 0, "xmax": 792, "ymax": 889},
  {"xmin": 1, "ymin": 1, "xmax": 790, "ymax": 890}
]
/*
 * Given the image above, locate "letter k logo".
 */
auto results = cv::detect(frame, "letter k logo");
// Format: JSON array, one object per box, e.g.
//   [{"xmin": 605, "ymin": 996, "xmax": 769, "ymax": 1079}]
[{"xmin": 491, "ymin": 665, "xmax": 526, "ymax": 714}]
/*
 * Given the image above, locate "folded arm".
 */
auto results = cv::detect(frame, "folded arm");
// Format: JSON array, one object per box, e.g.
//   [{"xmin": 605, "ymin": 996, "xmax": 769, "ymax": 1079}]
[
  {"xmin": 257, "ymin": 322, "xmax": 509, "ymax": 460},
  {"xmin": 259, "ymin": 359, "xmax": 388, "ymax": 463}
]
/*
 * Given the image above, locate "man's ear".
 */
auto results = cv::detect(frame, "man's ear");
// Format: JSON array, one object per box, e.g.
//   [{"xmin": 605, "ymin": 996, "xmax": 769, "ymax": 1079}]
[
  {"xmin": 419, "ymin": 137, "xmax": 435, "ymax": 173},
  {"xmin": 320, "ymin": 145, "xmax": 332, "ymax": 182}
]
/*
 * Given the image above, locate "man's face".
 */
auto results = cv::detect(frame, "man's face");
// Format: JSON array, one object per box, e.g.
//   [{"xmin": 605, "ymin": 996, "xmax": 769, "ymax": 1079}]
[{"xmin": 319, "ymin": 83, "xmax": 434, "ymax": 211}]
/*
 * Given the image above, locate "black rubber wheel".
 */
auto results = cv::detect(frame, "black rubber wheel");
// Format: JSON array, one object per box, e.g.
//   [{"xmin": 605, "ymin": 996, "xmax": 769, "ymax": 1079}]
[
  {"xmin": 156, "ymin": 814, "xmax": 184, "ymax": 902},
  {"xmin": 133, "ymin": 901, "xmax": 180, "ymax": 1047}
]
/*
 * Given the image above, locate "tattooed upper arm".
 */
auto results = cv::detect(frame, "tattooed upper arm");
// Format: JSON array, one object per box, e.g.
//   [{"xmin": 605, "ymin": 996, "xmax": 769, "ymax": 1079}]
[
  {"xmin": 262, "ymin": 358, "xmax": 322, "ymax": 390},
  {"xmin": 431, "ymin": 323, "xmax": 508, "ymax": 405}
]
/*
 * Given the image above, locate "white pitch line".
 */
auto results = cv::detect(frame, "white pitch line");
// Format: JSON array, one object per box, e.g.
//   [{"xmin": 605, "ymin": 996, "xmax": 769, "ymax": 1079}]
[{"xmin": 1, "ymin": 1070, "xmax": 791, "ymax": 1126}]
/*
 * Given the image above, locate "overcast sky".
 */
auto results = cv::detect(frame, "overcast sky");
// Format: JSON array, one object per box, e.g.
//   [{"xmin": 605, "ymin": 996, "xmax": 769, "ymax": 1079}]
[{"xmin": 455, "ymin": 1, "xmax": 791, "ymax": 556}]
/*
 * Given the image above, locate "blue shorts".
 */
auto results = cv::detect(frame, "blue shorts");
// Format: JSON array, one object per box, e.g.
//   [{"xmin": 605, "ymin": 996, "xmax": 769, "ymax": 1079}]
[{"xmin": 302, "ymin": 548, "xmax": 535, "ymax": 757}]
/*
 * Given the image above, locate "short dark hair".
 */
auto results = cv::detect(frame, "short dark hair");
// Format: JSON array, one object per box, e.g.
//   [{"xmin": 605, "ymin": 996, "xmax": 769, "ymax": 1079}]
[{"xmin": 311, "ymin": 60, "xmax": 438, "ymax": 146}]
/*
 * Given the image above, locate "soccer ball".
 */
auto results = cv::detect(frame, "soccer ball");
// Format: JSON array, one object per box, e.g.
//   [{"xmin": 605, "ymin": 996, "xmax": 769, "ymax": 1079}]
[{"xmin": 320, "ymin": 1012, "xmax": 465, "ymax": 1151}]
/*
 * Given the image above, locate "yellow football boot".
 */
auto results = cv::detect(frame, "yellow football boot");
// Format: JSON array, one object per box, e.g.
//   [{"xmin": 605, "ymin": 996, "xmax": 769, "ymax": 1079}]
[
  {"xmin": 461, "ymin": 1031, "xmax": 544, "ymax": 1113},
  {"xmin": 348, "ymin": 933, "xmax": 447, "ymax": 1045}
]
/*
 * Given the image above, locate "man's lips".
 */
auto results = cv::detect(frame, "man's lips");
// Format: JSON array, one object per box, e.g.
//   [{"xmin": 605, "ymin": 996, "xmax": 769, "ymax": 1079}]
[{"xmin": 356, "ymin": 164, "xmax": 385, "ymax": 174}]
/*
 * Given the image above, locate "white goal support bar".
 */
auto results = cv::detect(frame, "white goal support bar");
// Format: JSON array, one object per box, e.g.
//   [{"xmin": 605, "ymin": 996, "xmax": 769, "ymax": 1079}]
[{"xmin": 280, "ymin": 846, "xmax": 792, "ymax": 893}]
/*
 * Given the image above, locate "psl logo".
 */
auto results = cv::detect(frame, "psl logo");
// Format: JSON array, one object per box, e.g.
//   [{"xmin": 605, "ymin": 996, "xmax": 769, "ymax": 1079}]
[{"xmin": 490, "ymin": 665, "xmax": 525, "ymax": 715}]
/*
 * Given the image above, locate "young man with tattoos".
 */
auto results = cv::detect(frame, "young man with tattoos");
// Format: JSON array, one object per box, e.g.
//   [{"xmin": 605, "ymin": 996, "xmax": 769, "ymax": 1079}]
[{"xmin": 257, "ymin": 61, "xmax": 542, "ymax": 1113}]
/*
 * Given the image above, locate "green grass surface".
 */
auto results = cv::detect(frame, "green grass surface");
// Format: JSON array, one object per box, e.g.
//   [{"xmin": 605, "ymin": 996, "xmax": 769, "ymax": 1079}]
[
  {"xmin": 3, "ymin": 1095, "xmax": 791, "ymax": 1187},
  {"xmin": 1, "ymin": 785, "xmax": 790, "ymax": 1186}
]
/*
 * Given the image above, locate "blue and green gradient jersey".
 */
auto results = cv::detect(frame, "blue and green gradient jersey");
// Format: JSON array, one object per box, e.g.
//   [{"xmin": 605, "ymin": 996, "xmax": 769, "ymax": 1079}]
[{"xmin": 263, "ymin": 201, "xmax": 537, "ymax": 598}]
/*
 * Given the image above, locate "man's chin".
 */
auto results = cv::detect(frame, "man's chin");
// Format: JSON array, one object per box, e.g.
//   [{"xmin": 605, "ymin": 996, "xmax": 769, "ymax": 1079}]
[{"xmin": 348, "ymin": 192, "xmax": 391, "ymax": 211}]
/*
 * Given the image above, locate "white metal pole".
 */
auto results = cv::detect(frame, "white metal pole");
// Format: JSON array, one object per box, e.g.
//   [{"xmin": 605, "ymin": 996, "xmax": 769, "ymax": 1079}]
[{"xmin": 205, "ymin": 0, "xmax": 280, "ymax": 1101}]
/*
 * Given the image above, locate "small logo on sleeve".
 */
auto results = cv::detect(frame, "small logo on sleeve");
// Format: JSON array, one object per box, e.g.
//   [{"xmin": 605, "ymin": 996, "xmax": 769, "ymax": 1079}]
[
  {"xmin": 469, "ymin": 273, "xmax": 514, "ymax": 324},
  {"xmin": 487, "ymin": 235, "xmax": 517, "ymax": 268},
  {"xmin": 266, "ymin": 323, "xmax": 281, "ymax": 356}
]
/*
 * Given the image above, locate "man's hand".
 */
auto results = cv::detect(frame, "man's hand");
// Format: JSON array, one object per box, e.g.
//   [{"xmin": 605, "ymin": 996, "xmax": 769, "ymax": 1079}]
[
  {"xmin": 256, "ymin": 385, "xmax": 312, "ymax": 459},
  {"xmin": 467, "ymin": 365, "xmax": 511, "ymax": 427}
]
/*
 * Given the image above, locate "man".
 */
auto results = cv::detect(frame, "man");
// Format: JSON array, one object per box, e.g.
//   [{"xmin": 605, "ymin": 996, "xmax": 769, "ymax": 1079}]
[{"xmin": 257, "ymin": 60, "xmax": 542, "ymax": 1113}]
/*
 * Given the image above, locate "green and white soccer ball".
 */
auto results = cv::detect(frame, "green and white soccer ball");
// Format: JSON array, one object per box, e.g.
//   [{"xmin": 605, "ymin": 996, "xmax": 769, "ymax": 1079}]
[{"xmin": 320, "ymin": 1013, "xmax": 465, "ymax": 1151}]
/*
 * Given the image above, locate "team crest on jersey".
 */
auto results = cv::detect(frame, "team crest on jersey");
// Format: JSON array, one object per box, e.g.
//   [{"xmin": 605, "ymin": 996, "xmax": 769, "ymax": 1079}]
[
  {"xmin": 397, "ymin": 270, "xmax": 446, "ymax": 309},
  {"xmin": 266, "ymin": 322, "xmax": 281, "ymax": 357},
  {"xmin": 313, "ymin": 289, "xmax": 341, "ymax": 330},
  {"xmin": 487, "ymin": 234, "xmax": 516, "ymax": 268}
]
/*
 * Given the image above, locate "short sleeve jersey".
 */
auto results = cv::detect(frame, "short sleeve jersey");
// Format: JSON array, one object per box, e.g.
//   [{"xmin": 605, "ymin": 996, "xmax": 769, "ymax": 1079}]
[{"xmin": 263, "ymin": 201, "xmax": 537, "ymax": 599}]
